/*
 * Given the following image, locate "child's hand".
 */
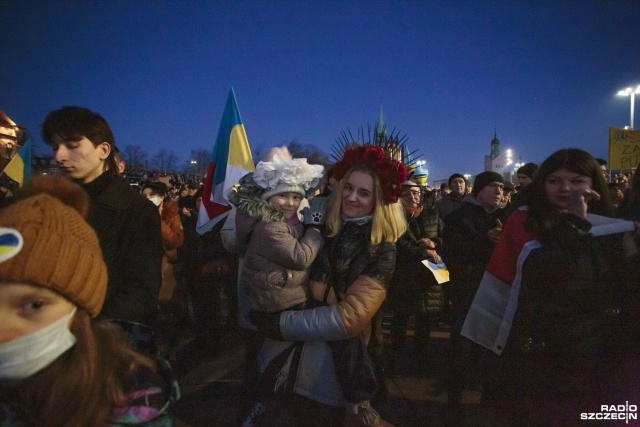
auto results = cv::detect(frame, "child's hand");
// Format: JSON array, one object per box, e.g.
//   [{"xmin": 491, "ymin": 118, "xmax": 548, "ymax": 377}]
[{"xmin": 302, "ymin": 196, "xmax": 327, "ymax": 226}]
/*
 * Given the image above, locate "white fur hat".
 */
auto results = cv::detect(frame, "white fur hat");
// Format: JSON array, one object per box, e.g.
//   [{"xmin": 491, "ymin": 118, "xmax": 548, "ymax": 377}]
[{"xmin": 253, "ymin": 154, "xmax": 324, "ymax": 201}]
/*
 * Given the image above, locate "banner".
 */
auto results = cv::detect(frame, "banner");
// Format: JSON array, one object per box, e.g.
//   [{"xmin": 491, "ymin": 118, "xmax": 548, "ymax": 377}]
[{"xmin": 609, "ymin": 127, "xmax": 640, "ymax": 171}]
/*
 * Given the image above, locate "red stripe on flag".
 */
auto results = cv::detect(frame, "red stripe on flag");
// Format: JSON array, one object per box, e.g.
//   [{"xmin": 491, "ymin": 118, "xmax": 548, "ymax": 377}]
[{"xmin": 201, "ymin": 162, "xmax": 231, "ymax": 220}]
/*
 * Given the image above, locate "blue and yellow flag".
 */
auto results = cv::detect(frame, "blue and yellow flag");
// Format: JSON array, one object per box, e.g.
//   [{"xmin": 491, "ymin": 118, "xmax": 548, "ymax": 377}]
[
  {"xmin": 3, "ymin": 139, "xmax": 31, "ymax": 186},
  {"xmin": 196, "ymin": 88, "xmax": 255, "ymax": 235}
]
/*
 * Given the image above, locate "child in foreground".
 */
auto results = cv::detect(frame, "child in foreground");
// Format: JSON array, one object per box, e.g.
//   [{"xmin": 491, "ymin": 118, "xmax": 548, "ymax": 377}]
[{"xmin": 0, "ymin": 176, "xmax": 178, "ymax": 426}]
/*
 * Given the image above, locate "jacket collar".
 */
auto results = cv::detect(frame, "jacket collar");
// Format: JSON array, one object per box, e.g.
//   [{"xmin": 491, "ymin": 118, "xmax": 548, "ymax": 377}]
[{"xmin": 81, "ymin": 173, "xmax": 136, "ymax": 211}]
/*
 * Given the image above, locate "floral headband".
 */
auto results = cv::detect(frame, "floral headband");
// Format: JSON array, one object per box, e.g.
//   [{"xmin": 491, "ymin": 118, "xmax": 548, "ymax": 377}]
[
  {"xmin": 333, "ymin": 143, "xmax": 408, "ymax": 204},
  {"xmin": 253, "ymin": 154, "xmax": 324, "ymax": 191}
]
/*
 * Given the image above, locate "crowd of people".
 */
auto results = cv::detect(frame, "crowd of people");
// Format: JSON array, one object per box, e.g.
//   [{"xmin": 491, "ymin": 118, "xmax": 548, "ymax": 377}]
[{"xmin": 0, "ymin": 105, "xmax": 639, "ymax": 426}]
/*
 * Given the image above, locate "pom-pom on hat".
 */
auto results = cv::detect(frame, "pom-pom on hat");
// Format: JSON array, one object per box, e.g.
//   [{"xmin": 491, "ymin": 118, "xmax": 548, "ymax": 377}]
[
  {"xmin": 0, "ymin": 176, "xmax": 107, "ymax": 317},
  {"xmin": 472, "ymin": 171, "xmax": 505, "ymax": 196},
  {"xmin": 253, "ymin": 154, "xmax": 324, "ymax": 201}
]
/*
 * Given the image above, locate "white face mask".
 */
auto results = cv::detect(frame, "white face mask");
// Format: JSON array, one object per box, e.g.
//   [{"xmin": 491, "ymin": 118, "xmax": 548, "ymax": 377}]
[
  {"xmin": 0, "ymin": 309, "xmax": 77, "ymax": 381},
  {"xmin": 149, "ymin": 197, "xmax": 161, "ymax": 206}
]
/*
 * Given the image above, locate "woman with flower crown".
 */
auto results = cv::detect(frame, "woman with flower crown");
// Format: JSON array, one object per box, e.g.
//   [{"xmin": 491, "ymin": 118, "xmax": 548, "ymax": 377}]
[{"xmin": 245, "ymin": 142, "xmax": 408, "ymax": 427}]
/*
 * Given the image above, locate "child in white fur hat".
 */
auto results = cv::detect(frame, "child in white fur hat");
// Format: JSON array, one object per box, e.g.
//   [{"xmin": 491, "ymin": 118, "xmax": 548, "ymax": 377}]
[{"xmin": 231, "ymin": 154, "xmax": 325, "ymax": 314}]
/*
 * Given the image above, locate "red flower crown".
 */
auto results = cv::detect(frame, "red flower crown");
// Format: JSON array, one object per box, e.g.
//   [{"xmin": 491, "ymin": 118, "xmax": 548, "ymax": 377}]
[{"xmin": 333, "ymin": 143, "xmax": 409, "ymax": 204}]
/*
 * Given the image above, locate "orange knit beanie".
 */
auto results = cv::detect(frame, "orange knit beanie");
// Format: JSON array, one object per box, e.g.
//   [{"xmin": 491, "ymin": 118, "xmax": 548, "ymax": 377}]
[{"xmin": 0, "ymin": 176, "xmax": 107, "ymax": 317}]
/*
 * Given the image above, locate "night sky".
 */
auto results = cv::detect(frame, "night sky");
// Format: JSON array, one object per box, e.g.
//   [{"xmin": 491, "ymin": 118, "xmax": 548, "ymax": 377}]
[{"xmin": 2, "ymin": 1, "xmax": 639, "ymax": 182}]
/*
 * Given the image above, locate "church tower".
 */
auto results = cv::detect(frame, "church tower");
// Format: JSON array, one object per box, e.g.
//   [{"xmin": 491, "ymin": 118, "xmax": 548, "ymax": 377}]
[
  {"xmin": 484, "ymin": 126, "xmax": 511, "ymax": 173},
  {"xmin": 490, "ymin": 129, "xmax": 500, "ymax": 159}
]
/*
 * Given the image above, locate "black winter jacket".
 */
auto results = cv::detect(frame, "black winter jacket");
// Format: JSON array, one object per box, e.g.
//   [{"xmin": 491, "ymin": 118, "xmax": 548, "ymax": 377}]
[
  {"xmin": 493, "ymin": 213, "xmax": 635, "ymax": 424},
  {"xmin": 389, "ymin": 208, "xmax": 443, "ymax": 311},
  {"xmin": 442, "ymin": 194, "xmax": 505, "ymax": 294},
  {"xmin": 82, "ymin": 173, "xmax": 164, "ymax": 325}
]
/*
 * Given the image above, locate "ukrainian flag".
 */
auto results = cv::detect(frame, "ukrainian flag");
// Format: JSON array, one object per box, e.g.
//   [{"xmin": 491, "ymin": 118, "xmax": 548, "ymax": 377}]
[
  {"xmin": 196, "ymin": 88, "xmax": 255, "ymax": 235},
  {"xmin": 3, "ymin": 139, "xmax": 31, "ymax": 186}
]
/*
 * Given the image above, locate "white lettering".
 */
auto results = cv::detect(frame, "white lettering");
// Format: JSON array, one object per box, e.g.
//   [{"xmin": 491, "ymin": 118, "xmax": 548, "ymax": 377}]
[{"xmin": 583, "ymin": 403, "xmax": 638, "ymax": 422}]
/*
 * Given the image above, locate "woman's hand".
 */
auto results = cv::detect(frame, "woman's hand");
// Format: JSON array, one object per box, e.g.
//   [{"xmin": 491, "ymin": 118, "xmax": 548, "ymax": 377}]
[{"xmin": 567, "ymin": 187, "xmax": 600, "ymax": 219}]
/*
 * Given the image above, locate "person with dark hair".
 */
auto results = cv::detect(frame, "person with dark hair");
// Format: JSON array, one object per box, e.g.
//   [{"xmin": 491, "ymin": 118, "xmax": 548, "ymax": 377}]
[
  {"xmin": 0, "ymin": 176, "xmax": 178, "ymax": 426},
  {"xmin": 439, "ymin": 182, "xmax": 450, "ymax": 199},
  {"xmin": 442, "ymin": 171, "xmax": 505, "ymax": 417},
  {"xmin": 388, "ymin": 181, "xmax": 443, "ymax": 373},
  {"xmin": 515, "ymin": 163, "xmax": 538, "ymax": 189},
  {"xmin": 608, "ymin": 182, "xmax": 624, "ymax": 210},
  {"xmin": 617, "ymin": 166, "xmax": 640, "ymax": 221},
  {"xmin": 435, "ymin": 173, "xmax": 467, "ymax": 221},
  {"xmin": 141, "ymin": 182, "xmax": 184, "ymax": 306},
  {"xmin": 508, "ymin": 163, "xmax": 540, "ymax": 215},
  {"xmin": 41, "ymin": 106, "xmax": 163, "ymax": 327},
  {"xmin": 113, "ymin": 145, "xmax": 126, "ymax": 175},
  {"xmin": 477, "ymin": 148, "xmax": 639, "ymax": 425},
  {"xmin": 318, "ymin": 165, "xmax": 338, "ymax": 197},
  {"xmin": 596, "ymin": 157, "xmax": 609, "ymax": 182},
  {"xmin": 435, "ymin": 173, "xmax": 469, "ymax": 329}
]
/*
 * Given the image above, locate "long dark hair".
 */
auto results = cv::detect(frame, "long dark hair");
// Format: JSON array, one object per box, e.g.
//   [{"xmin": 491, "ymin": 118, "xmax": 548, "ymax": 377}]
[
  {"xmin": 524, "ymin": 148, "xmax": 613, "ymax": 236},
  {"xmin": 0, "ymin": 311, "xmax": 155, "ymax": 427}
]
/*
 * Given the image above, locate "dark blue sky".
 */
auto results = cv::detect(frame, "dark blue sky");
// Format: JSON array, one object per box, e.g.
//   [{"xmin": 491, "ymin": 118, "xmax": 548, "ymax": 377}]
[{"xmin": 2, "ymin": 1, "xmax": 639, "ymax": 181}]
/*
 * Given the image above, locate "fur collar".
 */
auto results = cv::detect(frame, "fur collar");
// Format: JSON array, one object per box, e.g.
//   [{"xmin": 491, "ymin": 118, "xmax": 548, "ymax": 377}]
[{"xmin": 228, "ymin": 189, "xmax": 283, "ymax": 223}]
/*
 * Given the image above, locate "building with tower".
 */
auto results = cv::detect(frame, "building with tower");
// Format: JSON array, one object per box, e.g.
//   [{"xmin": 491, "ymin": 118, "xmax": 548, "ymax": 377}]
[{"xmin": 484, "ymin": 130, "xmax": 513, "ymax": 180}]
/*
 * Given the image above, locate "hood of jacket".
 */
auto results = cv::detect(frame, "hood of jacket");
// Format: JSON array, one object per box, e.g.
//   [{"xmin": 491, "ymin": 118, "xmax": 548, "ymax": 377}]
[{"xmin": 462, "ymin": 193, "xmax": 480, "ymax": 206}]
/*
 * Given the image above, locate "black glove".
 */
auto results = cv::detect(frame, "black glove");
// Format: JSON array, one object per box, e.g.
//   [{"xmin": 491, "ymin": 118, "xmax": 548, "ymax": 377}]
[{"xmin": 249, "ymin": 310, "xmax": 285, "ymax": 340}]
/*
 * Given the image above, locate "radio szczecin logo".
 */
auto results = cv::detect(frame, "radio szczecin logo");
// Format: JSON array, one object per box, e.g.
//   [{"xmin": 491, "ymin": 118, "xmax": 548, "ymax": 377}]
[{"xmin": 581, "ymin": 402, "xmax": 637, "ymax": 423}]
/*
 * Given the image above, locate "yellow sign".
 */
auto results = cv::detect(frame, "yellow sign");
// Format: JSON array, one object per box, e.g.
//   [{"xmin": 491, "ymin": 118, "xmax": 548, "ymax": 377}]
[{"xmin": 609, "ymin": 127, "xmax": 640, "ymax": 170}]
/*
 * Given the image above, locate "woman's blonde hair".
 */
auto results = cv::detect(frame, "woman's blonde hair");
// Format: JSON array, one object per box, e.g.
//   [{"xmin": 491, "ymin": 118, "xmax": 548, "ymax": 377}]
[
  {"xmin": 325, "ymin": 164, "xmax": 407, "ymax": 245},
  {"xmin": 0, "ymin": 311, "xmax": 157, "ymax": 427}
]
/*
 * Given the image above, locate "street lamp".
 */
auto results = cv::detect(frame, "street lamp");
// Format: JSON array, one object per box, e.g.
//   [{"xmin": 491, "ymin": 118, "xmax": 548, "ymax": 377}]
[{"xmin": 616, "ymin": 85, "xmax": 640, "ymax": 129}]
